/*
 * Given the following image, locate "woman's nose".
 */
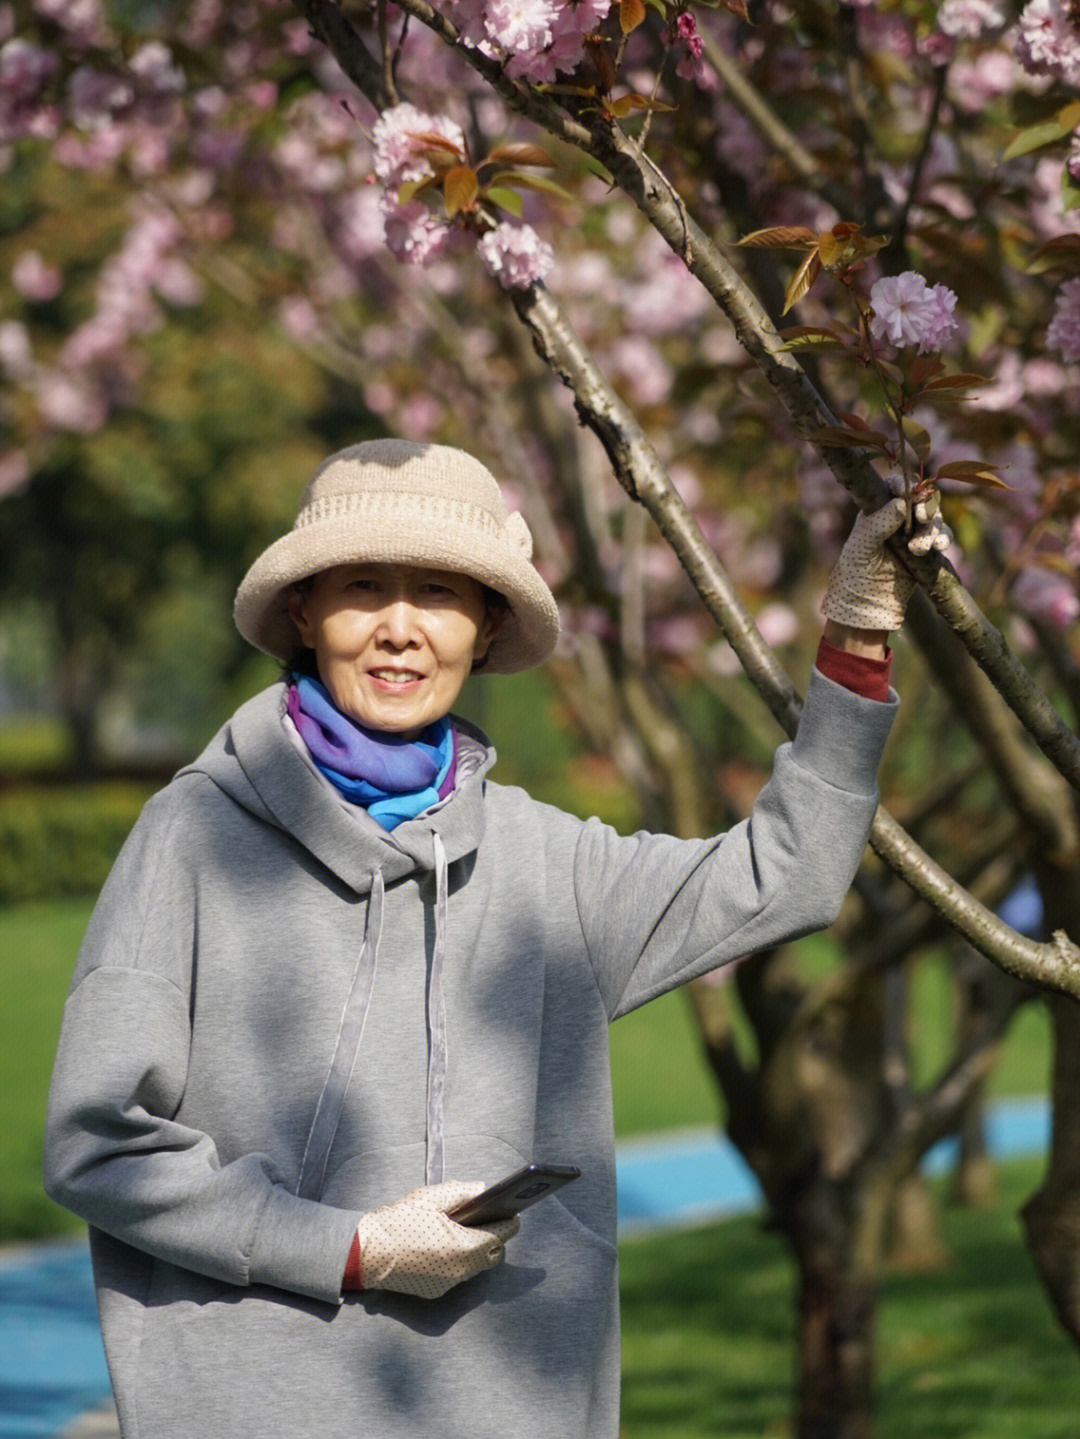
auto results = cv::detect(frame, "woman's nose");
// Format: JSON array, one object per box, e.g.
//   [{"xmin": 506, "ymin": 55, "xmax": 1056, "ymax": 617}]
[{"xmin": 378, "ymin": 598, "xmax": 420, "ymax": 648}]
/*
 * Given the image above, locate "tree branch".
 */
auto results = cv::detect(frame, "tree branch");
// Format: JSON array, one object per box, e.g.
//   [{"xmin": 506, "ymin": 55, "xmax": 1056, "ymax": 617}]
[{"xmin": 508, "ymin": 278, "xmax": 1080, "ymax": 998}]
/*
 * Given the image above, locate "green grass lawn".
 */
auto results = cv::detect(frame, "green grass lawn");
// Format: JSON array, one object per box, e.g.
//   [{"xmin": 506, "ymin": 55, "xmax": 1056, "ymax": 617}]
[
  {"xmin": 4, "ymin": 902, "xmax": 1076, "ymax": 1434},
  {"xmin": 0, "ymin": 900, "xmax": 1054, "ymax": 1240},
  {"xmin": 619, "ymin": 1159, "xmax": 1078, "ymax": 1438}
]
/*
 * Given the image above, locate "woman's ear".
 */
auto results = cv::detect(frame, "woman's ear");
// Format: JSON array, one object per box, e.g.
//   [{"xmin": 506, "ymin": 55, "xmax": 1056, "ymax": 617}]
[
  {"xmin": 471, "ymin": 602, "xmax": 504, "ymax": 669},
  {"xmin": 287, "ymin": 585, "xmax": 316, "ymax": 648}
]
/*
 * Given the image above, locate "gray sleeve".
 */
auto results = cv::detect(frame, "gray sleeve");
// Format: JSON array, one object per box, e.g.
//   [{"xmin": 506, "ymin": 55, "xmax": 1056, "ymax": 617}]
[
  {"xmin": 42, "ymin": 792, "xmax": 360, "ymax": 1306},
  {"xmin": 573, "ymin": 668, "xmax": 897, "ymax": 1020}
]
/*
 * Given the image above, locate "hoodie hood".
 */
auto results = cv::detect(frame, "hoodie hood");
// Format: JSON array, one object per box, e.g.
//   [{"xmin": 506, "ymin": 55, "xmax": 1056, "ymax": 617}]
[{"xmin": 181, "ymin": 682, "xmax": 495, "ymax": 896}]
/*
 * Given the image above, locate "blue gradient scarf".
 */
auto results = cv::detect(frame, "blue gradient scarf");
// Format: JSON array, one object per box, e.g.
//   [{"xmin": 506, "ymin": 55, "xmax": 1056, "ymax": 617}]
[{"xmin": 287, "ymin": 676, "xmax": 454, "ymax": 830}]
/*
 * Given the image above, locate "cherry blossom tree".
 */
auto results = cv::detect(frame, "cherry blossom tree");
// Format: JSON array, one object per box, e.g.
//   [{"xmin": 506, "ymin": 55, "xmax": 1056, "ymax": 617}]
[{"xmin": 4, "ymin": 1, "xmax": 1080, "ymax": 1432}]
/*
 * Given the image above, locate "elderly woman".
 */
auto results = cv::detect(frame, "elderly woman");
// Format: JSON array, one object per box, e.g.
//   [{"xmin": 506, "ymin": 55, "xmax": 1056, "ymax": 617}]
[{"xmin": 44, "ymin": 440, "xmax": 943, "ymax": 1439}]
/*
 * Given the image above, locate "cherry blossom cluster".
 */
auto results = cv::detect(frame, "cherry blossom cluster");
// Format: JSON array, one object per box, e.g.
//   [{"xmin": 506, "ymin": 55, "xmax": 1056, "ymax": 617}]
[
  {"xmin": 868, "ymin": 272, "xmax": 960, "ymax": 353},
  {"xmin": 1046, "ymin": 278, "xmax": 1080, "ymax": 362},
  {"xmin": 372, "ymin": 101, "xmax": 553, "ymax": 286},
  {"xmin": 438, "ymin": 0, "xmax": 611, "ymax": 83},
  {"xmin": 1016, "ymin": 0, "xmax": 1080, "ymax": 87},
  {"xmin": 936, "ymin": 0, "xmax": 1005, "ymax": 39}
]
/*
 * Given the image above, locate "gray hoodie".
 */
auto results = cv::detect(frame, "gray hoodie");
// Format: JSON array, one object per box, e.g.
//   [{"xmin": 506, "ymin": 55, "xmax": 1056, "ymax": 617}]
[{"xmin": 45, "ymin": 671, "xmax": 895, "ymax": 1438}]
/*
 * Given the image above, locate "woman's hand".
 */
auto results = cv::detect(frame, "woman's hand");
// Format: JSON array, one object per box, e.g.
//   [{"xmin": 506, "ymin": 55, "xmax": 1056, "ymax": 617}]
[
  {"xmin": 822, "ymin": 478, "xmax": 952, "ymax": 639},
  {"xmin": 352, "ymin": 1180, "xmax": 520, "ymax": 1299}
]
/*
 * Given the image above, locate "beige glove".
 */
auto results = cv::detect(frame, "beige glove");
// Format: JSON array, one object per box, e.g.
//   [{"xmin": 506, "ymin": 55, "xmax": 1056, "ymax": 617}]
[
  {"xmin": 354, "ymin": 1180, "xmax": 521, "ymax": 1300},
  {"xmin": 822, "ymin": 477, "xmax": 952, "ymax": 631}
]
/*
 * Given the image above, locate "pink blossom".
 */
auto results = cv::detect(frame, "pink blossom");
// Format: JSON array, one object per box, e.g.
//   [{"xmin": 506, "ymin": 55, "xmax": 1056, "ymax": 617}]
[
  {"xmin": 444, "ymin": 0, "xmax": 611, "ymax": 83},
  {"xmin": 33, "ymin": 369, "xmax": 108, "ymax": 433},
  {"xmin": 948, "ymin": 49, "xmax": 1024, "ymax": 111},
  {"xmin": 34, "ymin": 0, "xmax": 105, "ymax": 45},
  {"xmin": 484, "ymin": 0, "xmax": 557, "ymax": 57},
  {"xmin": 0, "ymin": 38, "xmax": 58, "ymax": 139},
  {"xmin": 1069, "ymin": 129, "xmax": 1080, "ymax": 183},
  {"xmin": 67, "ymin": 67, "xmax": 134, "ymax": 129},
  {"xmin": 12, "ymin": 249, "xmax": 62, "ymax": 301},
  {"xmin": 756, "ymin": 602, "xmax": 800, "ymax": 648},
  {"xmin": 383, "ymin": 199, "xmax": 454, "ymax": 267},
  {"xmin": 606, "ymin": 333, "xmax": 673, "ymax": 405},
  {"xmin": 0, "ymin": 319, "xmax": 33, "ymax": 380},
  {"xmin": 278, "ymin": 295, "xmax": 321, "ymax": 342},
  {"xmin": 1017, "ymin": 0, "xmax": 1080, "ymax": 86},
  {"xmin": 869, "ymin": 271, "xmax": 960, "ymax": 352},
  {"xmin": 477, "ymin": 220, "xmax": 554, "ymax": 288},
  {"xmin": 373, "ymin": 103, "xmax": 465, "ymax": 191},
  {"xmin": 0, "ymin": 448, "xmax": 30, "ymax": 498},
  {"xmin": 1012, "ymin": 566, "xmax": 1080, "ymax": 628},
  {"xmin": 1046, "ymin": 278, "xmax": 1080, "ymax": 362},
  {"xmin": 937, "ymin": 0, "xmax": 1004, "ymax": 38}
]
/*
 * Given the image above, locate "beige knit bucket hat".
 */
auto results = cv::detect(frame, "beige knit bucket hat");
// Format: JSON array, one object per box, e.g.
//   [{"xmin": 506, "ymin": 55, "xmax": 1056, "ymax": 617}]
[{"xmin": 234, "ymin": 439, "xmax": 560, "ymax": 673}]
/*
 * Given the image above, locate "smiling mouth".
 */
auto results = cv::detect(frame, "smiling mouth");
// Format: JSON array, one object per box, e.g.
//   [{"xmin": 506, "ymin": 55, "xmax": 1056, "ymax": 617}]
[{"xmin": 369, "ymin": 669, "xmax": 425, "ymax": 686}]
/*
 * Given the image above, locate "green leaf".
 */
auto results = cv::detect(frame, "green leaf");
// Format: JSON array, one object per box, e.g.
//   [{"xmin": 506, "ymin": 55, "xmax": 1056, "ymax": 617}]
[
  {"xmin": 481, "ymin": 186, "xmax": 524, "ymax": 217},
  {"xmin": 901, "ymin": 417, "xmax": 932, "ymax": 464},
  {"xmin": 488, "ymin": 171, "xmax": 577, "ymax": 203},
  {"xmin": 1002, "ymin": 118, "xmax": 1073, "ymax": 162}
]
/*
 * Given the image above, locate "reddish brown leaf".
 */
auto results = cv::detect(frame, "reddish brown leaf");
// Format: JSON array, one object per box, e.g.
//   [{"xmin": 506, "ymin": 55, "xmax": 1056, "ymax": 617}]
[
  {"xmin": 444, "ymin": 165, "xmax": 479, "ymax": 217},
  {"xmin": 1028, "ymin": 234, "xmax": 1080, "ymax": 276},
  {"xmin": 935, "ymin": 460, "xmax": 1010, "ymax": 489},
  {"xmin": 480, "ymin": 143, "xmax": 555, "ymax": 168},
  {"xmin": 837, "ymin": 411, "xmax": 875, "ymax": 431},
  {"xmin": 811, "ymin": 425, "xmax": 892, "ymax": 454},
  {"xmin": 737, "ymin": 226, "xmax": 817, "ymax": 249},
  {"xmin": 610, "ymin": 92, "xmax": 676, "ymax": 117},
  {"xmin": 910, "ymin": 355, "xmax": 945, "ymax": 386},
  {"xmin": 409, "ymin": 130, "xmax": 465, "ymax": 157},
  {"xmin": 921, "ymin": 372, "xmax": 988, "ymax": 390},
  {"xmin": 620, "ymin": 0, "xmax": 647, "ymax": 34},
  {"xmin": 720, "ymin": 0, "xmax": 751, "ymax": 18},
  {"xmin": 782, "ymin": 249, "xmax": 822, "ymax": 313}
]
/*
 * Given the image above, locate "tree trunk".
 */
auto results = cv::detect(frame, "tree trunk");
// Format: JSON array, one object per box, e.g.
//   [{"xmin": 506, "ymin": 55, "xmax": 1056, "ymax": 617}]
[
  {"xmin": 795, "ymin": 1248, "xmax": 878, "ymax": 1439},
  {"xmin": 1022, "ymin": 990, "xmax": 1080, "ymax": 1346},
  {"xmin": 888, "ymin": 1174, "xmax": 949, "ymax": 1271}
]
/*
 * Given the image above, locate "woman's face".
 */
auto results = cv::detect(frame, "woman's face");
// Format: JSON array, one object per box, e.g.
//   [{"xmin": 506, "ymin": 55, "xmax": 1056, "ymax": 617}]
[{"xmin": 287, "ymin": 563, "xmax": 499, "ymax": 738}]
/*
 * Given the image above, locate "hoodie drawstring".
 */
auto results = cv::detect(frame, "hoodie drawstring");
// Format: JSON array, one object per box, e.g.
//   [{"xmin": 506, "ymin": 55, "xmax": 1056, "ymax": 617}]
[
  {"xmin": 424, "ymin": 833, "xmax": 449, "ymax": 1186},
  {"xmin": 295, "ymin": 835, "xmax": 451, "ymax": 1200},
  {"xmin": 296, "ymin": 869, "xmax": 385, "ymax": 1201}
]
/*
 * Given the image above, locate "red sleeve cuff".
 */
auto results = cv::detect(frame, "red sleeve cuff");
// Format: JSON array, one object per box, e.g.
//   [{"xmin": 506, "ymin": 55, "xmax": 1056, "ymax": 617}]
[
  {"xmin": 342, "ymin": 1231, "xmax": 363, "ymax": 1292},
  {"xmin": 815, "ymin": 637, "xmax": 893, "ymax": 703}
]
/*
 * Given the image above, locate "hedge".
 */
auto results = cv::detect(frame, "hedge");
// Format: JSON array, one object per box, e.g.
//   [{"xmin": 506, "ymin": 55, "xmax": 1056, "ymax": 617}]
[{"xmin": 0, "ymin": 781, "xmax": 155, "ymax": 904}]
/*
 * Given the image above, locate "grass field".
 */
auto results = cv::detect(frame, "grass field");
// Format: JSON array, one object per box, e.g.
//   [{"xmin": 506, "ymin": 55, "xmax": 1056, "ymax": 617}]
[
  {"xmin": 619, "ymin": 1159, "xmax": 1077, "ymax": 1438},
  {"xmin": 3, "ymin": 902, "xmax": 1076, "ymax": 1434},
  {"xmin": 0, "ymin": 899, "xmax": 1054, "ymax": 1241}
]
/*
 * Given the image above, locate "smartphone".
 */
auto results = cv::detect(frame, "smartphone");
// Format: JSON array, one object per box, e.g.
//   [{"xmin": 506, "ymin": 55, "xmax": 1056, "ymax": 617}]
[{"xmin": 448, "ymin": 1162, "xmax": 582, "ymax": 1226}]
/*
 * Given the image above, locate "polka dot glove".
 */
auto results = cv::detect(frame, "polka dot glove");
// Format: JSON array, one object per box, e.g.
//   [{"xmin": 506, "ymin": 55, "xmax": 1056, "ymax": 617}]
[
  {"xmin": 822, "ymin": 478, "xmax": 952, "ymax": 632},
  {"xmin": 354, "ymin": 1181, "xmax": 521, "ymax": 1300}
]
